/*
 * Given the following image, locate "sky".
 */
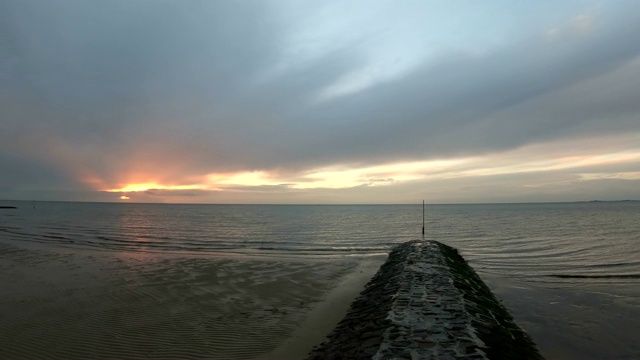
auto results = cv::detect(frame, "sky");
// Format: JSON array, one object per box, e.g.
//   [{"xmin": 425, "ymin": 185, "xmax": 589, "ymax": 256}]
[{"xmin": 1, "ymin": 0, "xmax": 639, "ymax": 204}]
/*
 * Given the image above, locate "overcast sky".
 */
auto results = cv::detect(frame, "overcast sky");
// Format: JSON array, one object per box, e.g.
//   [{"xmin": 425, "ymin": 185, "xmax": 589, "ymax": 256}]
[{"xmin": 1, "ymin": 0, "xmax": 639, "ymax": 203}]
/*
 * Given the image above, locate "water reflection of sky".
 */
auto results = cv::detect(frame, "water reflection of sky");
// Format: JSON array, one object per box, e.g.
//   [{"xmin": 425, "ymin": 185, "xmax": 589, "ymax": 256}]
[{"xmin": 1, "ymin": 201, "xmax": 640, "ymax": 358}]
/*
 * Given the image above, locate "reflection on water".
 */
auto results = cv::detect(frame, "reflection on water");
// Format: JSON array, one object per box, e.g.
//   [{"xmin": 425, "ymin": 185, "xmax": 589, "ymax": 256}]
[
  {"xmin": 2, "ymin": 201, "xmax": 640, "ymax": 284},
  {"xmin": 115, "ymin": 206, "xmax": 163, "ymax": 259},
  {"xmin": 1, "ymin": 201, "xmax": 640, "ymax": 359}
]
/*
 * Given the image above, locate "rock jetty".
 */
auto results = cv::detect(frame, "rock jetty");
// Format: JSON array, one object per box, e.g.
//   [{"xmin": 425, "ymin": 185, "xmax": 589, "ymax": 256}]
[{"xmin": 307, "ymin": 240, "xmax": 544, "ymax": 360}]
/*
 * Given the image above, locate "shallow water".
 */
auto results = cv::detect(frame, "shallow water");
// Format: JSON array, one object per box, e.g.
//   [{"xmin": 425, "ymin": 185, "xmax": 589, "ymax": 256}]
[{"xmin": 1, "ymin": 201, "xmax": 639, "ymax": 359}]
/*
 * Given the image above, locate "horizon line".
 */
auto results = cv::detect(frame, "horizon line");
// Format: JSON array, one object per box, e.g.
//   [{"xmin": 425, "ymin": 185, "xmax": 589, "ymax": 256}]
[{"xmin": 1, "ymin": 199, "xmax": 638, "ymax": 206}]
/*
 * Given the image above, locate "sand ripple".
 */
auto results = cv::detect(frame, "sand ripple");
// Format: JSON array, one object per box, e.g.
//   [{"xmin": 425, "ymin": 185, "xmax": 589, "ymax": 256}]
[{"xmin": 0, "ymin": 243, "xmax": 357, "ymax": 359}]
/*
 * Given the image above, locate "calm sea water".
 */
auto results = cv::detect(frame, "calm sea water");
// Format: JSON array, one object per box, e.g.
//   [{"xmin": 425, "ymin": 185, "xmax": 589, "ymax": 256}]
[{"xmin": 1, "ymin": 201, "xmax": 640, "ymax": 359}]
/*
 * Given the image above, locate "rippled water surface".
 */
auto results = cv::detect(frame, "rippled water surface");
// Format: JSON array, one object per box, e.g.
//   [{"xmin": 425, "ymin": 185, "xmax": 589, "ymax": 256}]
[{"xmin": 1, "ymin": 201, "xmax": 639, "ymax": 359}]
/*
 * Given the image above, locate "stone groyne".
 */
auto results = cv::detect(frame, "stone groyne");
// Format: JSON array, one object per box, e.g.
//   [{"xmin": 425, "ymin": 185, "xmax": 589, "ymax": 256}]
[{"xmin": 307, "ymin": 240, "xmax": 544, "ymax": 360}]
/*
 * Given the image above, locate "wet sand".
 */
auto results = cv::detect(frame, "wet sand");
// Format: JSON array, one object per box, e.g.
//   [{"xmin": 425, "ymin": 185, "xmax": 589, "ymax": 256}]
[
  {"xmin": 0, "ymin": 241, "xmax": 384, "ymax": 359},
  {"xmin": 267, "ymin": 255, "xmax": 387, "ymax": 359}
]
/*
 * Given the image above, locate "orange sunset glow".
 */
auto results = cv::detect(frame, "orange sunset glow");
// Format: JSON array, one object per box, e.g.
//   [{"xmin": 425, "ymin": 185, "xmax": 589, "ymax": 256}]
[
  {"xmin": 107, "ymin": 183, "xmax": 205, "ymax": 193},
  {"xmin": 2, "ymin": 0, "xmax": 640, "ymax": 206},
  {"xmin": 87, "ymin": 133, "xmax": 640, "ymax": 204}
]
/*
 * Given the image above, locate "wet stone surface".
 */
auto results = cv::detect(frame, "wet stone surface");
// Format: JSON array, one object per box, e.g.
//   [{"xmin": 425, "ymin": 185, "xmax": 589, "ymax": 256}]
[{"xmin": 306, "ymin": 240, "xmax": 544, "ymax": 360}]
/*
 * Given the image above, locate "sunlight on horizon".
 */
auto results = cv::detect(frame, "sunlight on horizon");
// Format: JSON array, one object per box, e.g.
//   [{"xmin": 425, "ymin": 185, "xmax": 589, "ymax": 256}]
[
  {"xmin": 106, "ymin": 183, "xmax": 205, "ymax": 193},
  {"xmin": 98, "ymin": 142, "xmax": 640, "ymax": 200}
]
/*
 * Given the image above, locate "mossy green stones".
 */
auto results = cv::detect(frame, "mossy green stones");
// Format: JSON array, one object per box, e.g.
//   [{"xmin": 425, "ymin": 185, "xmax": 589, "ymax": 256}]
[{"xmin": 307, "ymin": 240, "xmax": 544, "ymax": 360}]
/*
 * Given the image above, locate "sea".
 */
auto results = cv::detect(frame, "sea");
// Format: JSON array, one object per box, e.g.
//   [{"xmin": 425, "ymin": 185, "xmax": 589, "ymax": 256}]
[{"xmin": 1, "ymin": 201, "xmax": 639, "ymax": 359}]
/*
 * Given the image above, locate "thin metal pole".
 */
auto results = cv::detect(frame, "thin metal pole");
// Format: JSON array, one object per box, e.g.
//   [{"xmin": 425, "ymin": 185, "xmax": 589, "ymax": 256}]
[{"xmin": 422, "ymin": 200, "xmax": 425, "ymax": 236}]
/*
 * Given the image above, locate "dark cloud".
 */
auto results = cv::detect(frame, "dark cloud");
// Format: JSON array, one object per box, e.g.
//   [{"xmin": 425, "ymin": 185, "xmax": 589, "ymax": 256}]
[
  {"xmin": 0, "ymin": 152, "xmax": 80, "ymax": 190},
  {"xmin": 1, "ymin": 0, "xmax": 639, "ymax": 202},
  {"xmin": 286, "ymin": 11, "xmax": 640, "ymax": 168}
]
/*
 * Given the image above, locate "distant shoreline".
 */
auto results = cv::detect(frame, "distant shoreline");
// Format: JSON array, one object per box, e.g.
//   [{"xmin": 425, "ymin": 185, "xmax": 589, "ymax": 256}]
[{"xmin": 0, "ymin": 200, "xmax": 637, "ymax": 206}]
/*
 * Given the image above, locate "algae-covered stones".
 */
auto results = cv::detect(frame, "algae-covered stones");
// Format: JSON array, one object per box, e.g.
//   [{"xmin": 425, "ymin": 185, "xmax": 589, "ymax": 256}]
[{"xmin": 307, "ymin": 240, "xmax": 544, "ymax": 360}]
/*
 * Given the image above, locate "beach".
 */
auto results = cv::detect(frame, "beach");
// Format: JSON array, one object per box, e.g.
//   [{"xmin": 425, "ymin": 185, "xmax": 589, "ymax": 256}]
[{"xmin": 0, "ymin": 239, "xmax": 385, "ymax": 359}]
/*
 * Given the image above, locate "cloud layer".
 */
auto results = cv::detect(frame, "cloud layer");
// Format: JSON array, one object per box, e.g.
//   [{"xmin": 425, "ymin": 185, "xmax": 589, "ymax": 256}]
[{"xmin": 1, "ymin": 0, "xmax": 639, "ymax": 203}]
